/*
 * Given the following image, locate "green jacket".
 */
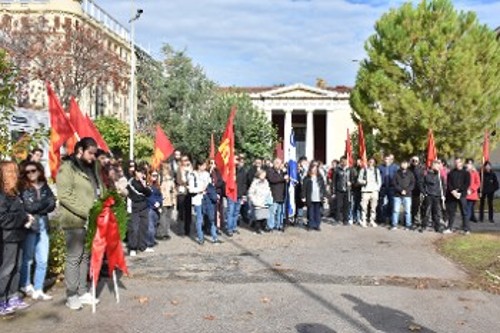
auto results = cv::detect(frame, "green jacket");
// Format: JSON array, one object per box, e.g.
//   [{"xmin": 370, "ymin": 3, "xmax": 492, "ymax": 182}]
[{"xmin": 56, "ymin": 157, "xmax": 104, "ymax": 229}]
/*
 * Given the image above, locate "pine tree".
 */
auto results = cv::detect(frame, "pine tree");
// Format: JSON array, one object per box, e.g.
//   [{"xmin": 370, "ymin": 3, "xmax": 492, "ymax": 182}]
[{"xmin": 350, "ymin": 0, "xmax": 500, "ymax": 159}]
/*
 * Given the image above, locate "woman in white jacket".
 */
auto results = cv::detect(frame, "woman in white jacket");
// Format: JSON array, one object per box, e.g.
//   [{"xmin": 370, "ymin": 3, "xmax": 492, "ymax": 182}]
[{"xmin": 248, "ymin": 170, "xmax": 272, "ymax": 234}]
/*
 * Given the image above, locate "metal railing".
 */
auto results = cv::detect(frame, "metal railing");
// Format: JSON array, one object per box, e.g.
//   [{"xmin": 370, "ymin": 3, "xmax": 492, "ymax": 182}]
[{"xmin": 81, "ymin": 0, "xmax": 131, "ymax": 43}]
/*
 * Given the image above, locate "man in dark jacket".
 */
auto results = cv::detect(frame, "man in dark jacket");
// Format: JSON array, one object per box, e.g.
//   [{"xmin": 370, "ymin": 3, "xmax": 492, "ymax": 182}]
[
  {"xmin": 391, "ymin": 160, "xmax": 415, "ymax": 230},
  {"xmin": 479, "ymin": 161, "xmax": 499, "ymax": 223},
  {"xmin": 445, "ymin": 158, "xmax": 471, "ymax": 234},
  {"xmin": 377, "ymin": 154, "xmax": 399, "ymax": 224},
  {"xmin": 420, "ymin": 160, "xmax": 445, "ymax": 232},
  {"xmin": 267, "ymin": 158, "xmax": 288, "ymax": 231},
  {"xmin": 334, "ymin": 156, "xmax": 354, "ymax": 225},
  {"xmin": 409, "ymin": 156, "xmax": 425, "ymax": 227}
]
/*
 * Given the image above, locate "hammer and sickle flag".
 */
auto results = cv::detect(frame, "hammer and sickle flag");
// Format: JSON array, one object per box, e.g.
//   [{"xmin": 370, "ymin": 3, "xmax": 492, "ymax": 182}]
[
  {"xmin": 215, "ymin": 106, "xmax": 237, "ymax": 201},
  {"xmin": 151, "ymin": 125, "xmax": 174, "ymax": 171}
]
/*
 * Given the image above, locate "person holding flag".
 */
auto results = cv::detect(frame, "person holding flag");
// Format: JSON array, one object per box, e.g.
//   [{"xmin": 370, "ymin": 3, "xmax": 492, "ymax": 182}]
[{"xmin": 286, "ymin": 130, "xmax": 298, "ymax": 228}]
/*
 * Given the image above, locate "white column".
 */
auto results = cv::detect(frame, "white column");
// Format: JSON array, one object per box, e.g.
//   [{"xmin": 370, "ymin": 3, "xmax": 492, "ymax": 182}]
[
  {"xmin": 305, "ymin": 109, "xmax": 315, "ymax": 160},
  {"xmin": 265, "ymin": 109, "xmax": 272, "ymax": 121},
  {"xmin": 326, "ymin": 110, "xmax": 335, "ymax": 164},
  {"xmin": 283, "ymin": 109, "xmax": 292, "ymax": 161}
]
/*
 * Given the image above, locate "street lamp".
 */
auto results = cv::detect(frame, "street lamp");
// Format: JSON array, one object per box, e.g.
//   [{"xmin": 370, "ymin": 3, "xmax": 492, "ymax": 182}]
[{"xmin": 128, "ymin": 3, "xmax": 143, "ymax": 161}]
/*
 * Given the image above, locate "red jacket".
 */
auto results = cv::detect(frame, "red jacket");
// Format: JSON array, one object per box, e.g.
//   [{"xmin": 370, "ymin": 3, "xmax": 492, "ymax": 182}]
[{"xmin": 466, "ymin": 169, "xmax": 480, "ymax": 201}]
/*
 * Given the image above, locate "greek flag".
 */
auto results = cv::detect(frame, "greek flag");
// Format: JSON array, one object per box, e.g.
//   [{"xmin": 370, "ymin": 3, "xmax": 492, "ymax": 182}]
[{"xmin": 287, "ymin": 130, "xmax": 298, "ymax": 217}]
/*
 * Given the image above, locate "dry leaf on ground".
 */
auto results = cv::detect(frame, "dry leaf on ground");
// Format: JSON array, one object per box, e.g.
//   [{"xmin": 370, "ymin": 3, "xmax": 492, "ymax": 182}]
[
  {"xmin": 170, "ymin": 300, "xmax": 179, "ymax": 306},
  {"xmin": 408, "ymin": 323, "xmax": 422, "ymax": 331},
  {"xmin": 203, "ymin": 314, "xmax": 216, "ymax": 321},
  {"xmin": 134, "ymin": 296, "xmax": 149, "ymax": 304},
  {"xmin": 164, "ymin": 312, "xmax": 176, "ymax": 319},
  {"xmin": 261, "ymin": 297, "xmax": 271, "ymax": 304}
]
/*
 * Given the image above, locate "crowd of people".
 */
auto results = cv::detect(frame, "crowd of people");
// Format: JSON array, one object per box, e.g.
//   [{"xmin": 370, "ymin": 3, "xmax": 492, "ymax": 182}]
[{"xmin": 1, "ymin": 137, "xmax": 499, "ymax": 316}]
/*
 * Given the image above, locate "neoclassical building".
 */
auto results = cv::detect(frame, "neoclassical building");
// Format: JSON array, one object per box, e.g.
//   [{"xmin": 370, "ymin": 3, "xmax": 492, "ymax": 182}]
[
  {"xmin": 0, "ymin": 0, "xmax": 136, "ymax": 121},
  {"xmin": 242, "ymin": 83, "xmax": 354, "ymax": 163}
]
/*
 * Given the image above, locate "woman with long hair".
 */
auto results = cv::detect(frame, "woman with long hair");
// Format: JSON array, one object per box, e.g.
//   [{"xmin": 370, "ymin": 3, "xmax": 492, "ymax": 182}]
[
  {"xmin": 302, "ymin": 162, "xmax": 327, "ymax": 231},
  {"xmin": 57, "ymin": 137, "xmax": 103, "ymax": 310},
  {"xmin": 158, "ymin": 163, "xmax": 176, "ymax": 240},
  {"xmin": 0, "ymin": 161, "xmax": 33, "ymax": 316},
  {"xmin": 127, "ymin": 165, "xmax": 152, "ymax": 256},
  {"xmin": 146, "ymin": 170, "xmax": 163, "ymax": 252},
  {"xmin": 19, "ymin": 161, "xmax": 56, "ymax": 301}
]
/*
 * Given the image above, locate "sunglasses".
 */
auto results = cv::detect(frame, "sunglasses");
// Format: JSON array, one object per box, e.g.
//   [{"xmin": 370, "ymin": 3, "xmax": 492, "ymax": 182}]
[{"xmin": 26, "ymin": 169, "xmax": 38, "ymax": 174}]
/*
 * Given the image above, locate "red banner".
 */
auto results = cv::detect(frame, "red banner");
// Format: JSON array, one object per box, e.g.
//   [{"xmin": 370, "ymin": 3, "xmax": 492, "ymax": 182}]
[
  {"xmin": 345, "ymin": 129, "xmax": 353, "ymax": 167},
  {"xmin": 215, "ymin": 106, "xmax": 237, "ymax": 201},
  {"xmin": 152, "ymin": 125, "xmax": 175, "ymax": 170},
  {"xmin": 483, "ymin": 130, "xmax": 490, "ymax": 164},
  {"xmin": 47, "ymin": 83, "xmax": 77, "ymax": 179},
  {"xmin": 89, "ymin": 197, "xmax": 128, "ymax": 285},
  {"xmin": 358, "ymin": 123, "xmax": 367, "ymax": 168},
  {"xmin": 426, "ymin": 129, "xmax": 437, "ymax": 168}
]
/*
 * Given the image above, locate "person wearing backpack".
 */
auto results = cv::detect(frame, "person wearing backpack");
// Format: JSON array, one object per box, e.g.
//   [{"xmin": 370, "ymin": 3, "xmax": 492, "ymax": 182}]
[
  {"xmin": 358, "ymin": 157, "xmax": 382, "ymax": 228},
  {"xmin": 189, "ymin": 160, "xmax": 220, "ymax": 245}
]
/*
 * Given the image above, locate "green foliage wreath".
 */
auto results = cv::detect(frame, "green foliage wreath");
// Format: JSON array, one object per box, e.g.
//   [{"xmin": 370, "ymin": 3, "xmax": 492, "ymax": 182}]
[{"xmin": 86, "ymin": 191, "xmax": 128, "ymax": 251}]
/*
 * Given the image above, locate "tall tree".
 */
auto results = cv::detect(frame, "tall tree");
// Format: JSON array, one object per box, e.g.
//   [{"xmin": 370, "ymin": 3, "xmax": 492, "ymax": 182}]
[
  {"xmin": 0, "ymin": 14, "xmax": 128, "ymax": 108},
  {"xmin": 350, "ymin": 0, "xmax": 500, "ymax": 159}
]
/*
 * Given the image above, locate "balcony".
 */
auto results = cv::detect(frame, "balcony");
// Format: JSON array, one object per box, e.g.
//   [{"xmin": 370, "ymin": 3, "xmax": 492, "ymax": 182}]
[{"xmin": 81, "ymin": 0, "xmax": 130, "ymax": 43}]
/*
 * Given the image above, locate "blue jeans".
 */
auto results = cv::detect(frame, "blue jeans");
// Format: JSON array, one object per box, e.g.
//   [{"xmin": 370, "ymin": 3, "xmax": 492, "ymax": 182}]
[
  {"xmin": 268, "ymin": 202, "xmax": 284, "ymax": 230},
  {"xmin": 307, "ymin": 202, "xmax": 322, "ymax": 229},
  {"xmin": 226, "ymin": 198, "xmax": 241, "ymax": 233},
  {"xmin": 147, "ymin": 209, "xmax": 159, "ymax": 247},
  {"xmin": 20, "ymin": 220, "xmax": 49, "ymax": 291},
  {"xmin": 195, "ymin": 205, "xmax": 217, "ymax": 241},
  {"xmin": 392, "ymin": 196, "xmax": 412, "ymax": 227},
  {"xmin": 466, "ymin": 200, "xmax": 477, "ymax": 221}
]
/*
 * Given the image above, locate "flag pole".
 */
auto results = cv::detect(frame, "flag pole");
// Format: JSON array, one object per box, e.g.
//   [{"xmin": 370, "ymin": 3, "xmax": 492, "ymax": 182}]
[
  {"xmin": 113, "ymin": 270, "xmax": 120, "ymax": 303},
  {"xmin": 92, "ymin": 272, "xmax": 97, "ymax": 314}
]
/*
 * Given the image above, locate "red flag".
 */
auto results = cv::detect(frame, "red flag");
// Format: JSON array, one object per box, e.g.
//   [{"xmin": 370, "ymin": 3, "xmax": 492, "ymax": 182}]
[
  {"xmin": 68, "ymin": 97, "xmax": 93, "ymax": 138},
  {"xmin": 483, "ymin": 129, "xmax": 490, "ymax": 164},
  {"xmin": 210, "ymin": 132, "xmax": 216, "ymax": 160},
  {"xmin": 85, "ymin": 115, "xmax": 110, "ymax": 153},
  {"xmin": 46, "ymin": 83, "xmax": 77, "ymax": 179},
  {"xmin": 345, "ymin": 129, "xmax": 353, "ymax": 167},
  {"xmin": 215, "ymin": 106, "xmax": 237, "ymax": 201},
  {"xmin": 151, "ymin": 125, "xmax": 175, "ymax": 170},
  {"xmin": 426, "ymin": 129, "xmax": 437, "ymax": 168},
  {"xmin": 358, "ymin": 123, "xmax": 367, "ymax": 168}
]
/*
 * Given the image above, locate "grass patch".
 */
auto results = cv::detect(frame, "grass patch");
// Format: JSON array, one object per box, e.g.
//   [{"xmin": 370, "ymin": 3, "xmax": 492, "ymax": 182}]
[{"xmin": 438, "ymin": 232, "xmax": 500, "ymax": 294}]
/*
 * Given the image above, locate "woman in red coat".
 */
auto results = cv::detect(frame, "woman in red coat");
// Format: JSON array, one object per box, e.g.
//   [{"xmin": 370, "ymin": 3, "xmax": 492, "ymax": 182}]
[{"xmin": 465, "ymin": 159, "xmax": 481, "ymax": 222}]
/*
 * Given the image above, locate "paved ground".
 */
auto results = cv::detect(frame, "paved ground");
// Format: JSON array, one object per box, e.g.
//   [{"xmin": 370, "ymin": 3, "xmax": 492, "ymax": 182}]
[{"xmin": 3, "ymin": 220, "xmax": 500, "ymax": 333}]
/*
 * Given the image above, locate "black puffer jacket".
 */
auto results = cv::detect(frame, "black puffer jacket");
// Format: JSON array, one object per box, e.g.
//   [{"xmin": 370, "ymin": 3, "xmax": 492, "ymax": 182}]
[
  {"xmin": 127, "ymin": 178, "xmax": 152, "ymax": 212},
  {"xmin": 334, "ymin": 167, "xmax": 354, "ymax": 193},
  {"xmin": 481, "ymin": 171, "xmax": 499, "ymax": 195},
  {"xmin": 21, "ymin": 183, "xmax": 56, "ymax": 232},
  {"xmin": 420, "ymin": 170, "xmax": 444, "ymax": 197},
  {"xmin": 393, "ymin": 169, "xmax": 415, "ymax": 197},
  {"xmin": 0, "ymin": 192, "xmax": 28, "ymax": 243}
]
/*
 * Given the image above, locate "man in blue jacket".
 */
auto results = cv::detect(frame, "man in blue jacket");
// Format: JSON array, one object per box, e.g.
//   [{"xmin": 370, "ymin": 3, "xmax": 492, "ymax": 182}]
[{"xmin": 377, "ymin": 154, "xmax": 399, "ymax": 224}]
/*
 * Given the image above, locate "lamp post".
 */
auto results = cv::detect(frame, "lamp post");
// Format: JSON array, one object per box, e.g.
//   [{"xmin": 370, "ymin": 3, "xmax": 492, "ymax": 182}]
[{"xmin": 128, "ymin": 2, "xmax": 143, "ymax": 161}]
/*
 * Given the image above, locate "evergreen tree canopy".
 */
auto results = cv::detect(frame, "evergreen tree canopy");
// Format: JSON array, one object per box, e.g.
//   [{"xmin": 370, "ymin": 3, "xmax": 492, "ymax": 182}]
[{"xmin": 350, "ymin": 0, "xmax": 500, "ymax": 159}]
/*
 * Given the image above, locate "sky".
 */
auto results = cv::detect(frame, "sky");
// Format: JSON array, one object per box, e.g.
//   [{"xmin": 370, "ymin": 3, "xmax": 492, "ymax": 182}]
[{"xmin": 98, "ymin": 0, "xmax": 500, "ymax": 87}]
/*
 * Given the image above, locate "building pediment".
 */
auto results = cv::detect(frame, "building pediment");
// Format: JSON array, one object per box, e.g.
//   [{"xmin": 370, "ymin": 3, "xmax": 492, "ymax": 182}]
[{"xmin": 250, "ymin": 83, "xmax": 348, "ymax": 100}]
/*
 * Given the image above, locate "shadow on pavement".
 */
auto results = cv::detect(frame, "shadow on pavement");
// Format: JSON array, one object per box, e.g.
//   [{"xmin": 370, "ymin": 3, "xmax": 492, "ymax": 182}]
[
  {"xmin": 296, "ymin": 323, "xmax": 337, "ymax": 333},
  {"xmin": 342, "ymin": 294, "xmax": 437, "ymax": 333},
  {"xmin": 225, "ymin": 238, "xmax": 374, "ymax": 332}
]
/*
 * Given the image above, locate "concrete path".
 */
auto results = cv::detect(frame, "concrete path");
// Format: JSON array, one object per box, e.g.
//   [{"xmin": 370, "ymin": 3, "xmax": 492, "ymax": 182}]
[{"xmin": 3, "ymin": 221, "xmax": 500, "ymax": 333}]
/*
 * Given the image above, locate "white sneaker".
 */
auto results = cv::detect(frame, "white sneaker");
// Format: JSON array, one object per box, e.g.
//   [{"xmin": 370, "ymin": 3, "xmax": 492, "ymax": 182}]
[
  {"xmin": 79, "ymin": 293, "xmax": 100, "ymax": 305},
  {"xmin": 360, "ymin": 223, "xmax": 368, "ymax": 228},
  {"xmin": 32, "ymin": 290, "xmax": 53, "ymax": 301},
  {"xmin": 144, "ymin": 247, "xmax": 155, "ymax": 253},
  {"xmin": 370, "ymin": 223, "xmax": 378, "ymax": 228},
  {"xmin": 390, "ymin": 226, "xmax": 398, "ymax": 231},
  {"xmin": 130, "ymin": 250, "xmax": 137, "ymax": 257},
  {"xmin": 443, "ymin": 229, "xmax": 453, "ymax": 234},
  {"xmin": 20, "ymin": 285, "xmax": 35, "ymax": 296}
]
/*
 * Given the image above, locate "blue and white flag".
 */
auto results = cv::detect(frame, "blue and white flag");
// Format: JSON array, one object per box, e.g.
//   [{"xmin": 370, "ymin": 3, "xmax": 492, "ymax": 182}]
[{"xmin": 287, "ymin": 129, "xmax": 298, "ymax": 217}]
